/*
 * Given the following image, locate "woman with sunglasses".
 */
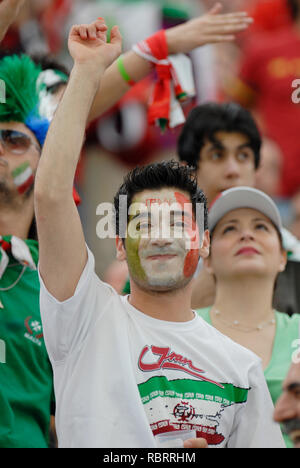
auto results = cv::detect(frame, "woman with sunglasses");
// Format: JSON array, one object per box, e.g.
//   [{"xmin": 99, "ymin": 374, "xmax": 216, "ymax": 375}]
[{"xmin": 197, "ymin": 186, "xmax": 300, "ymax": 447}]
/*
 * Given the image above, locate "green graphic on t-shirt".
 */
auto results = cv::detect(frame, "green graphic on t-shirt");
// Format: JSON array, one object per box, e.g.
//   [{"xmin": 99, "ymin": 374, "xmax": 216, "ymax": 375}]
[
  {"xmin": 138, "ymin": 376, "xmax": 249, "ymax": 445},
  {"xmin": 139, "ymin": 375, "xmax": 249, "ymax": 407}
]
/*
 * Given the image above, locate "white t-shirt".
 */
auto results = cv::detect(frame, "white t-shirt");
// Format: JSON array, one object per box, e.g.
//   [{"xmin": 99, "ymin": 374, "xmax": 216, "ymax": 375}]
[{"xmin": 39, "ymin": 247, "xmax": 285, "ymax": 448}]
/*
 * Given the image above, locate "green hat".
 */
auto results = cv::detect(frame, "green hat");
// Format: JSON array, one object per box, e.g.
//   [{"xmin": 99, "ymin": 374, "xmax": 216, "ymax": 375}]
[{"xmin": 0, "ymin": 54, "xmax": 50, "ymax": 146}]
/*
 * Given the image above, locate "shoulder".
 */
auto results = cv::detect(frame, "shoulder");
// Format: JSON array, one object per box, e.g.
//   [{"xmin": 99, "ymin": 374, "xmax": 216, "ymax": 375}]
[
  {"xmin": 195, "ymin": 307, "xmax": 211, "ymax": 322},
  {"xmin": 39, "ymin": 244, "xmax": 118, "ymax": 307},
  {"xmin": 275, "ymin": 310, "xmax": 300, "ymax": 331},
  {"xmin": 196, "ymin": 313, "xmax": 262, "ymax": 368}
]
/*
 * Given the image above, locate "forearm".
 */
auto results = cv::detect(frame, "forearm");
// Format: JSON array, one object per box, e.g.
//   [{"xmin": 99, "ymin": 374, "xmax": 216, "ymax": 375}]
[
  {"xmin": 88, "ymin": 50, "xmax": 151, "ymax": 122},
  {"xmin": 35, "ymin": 63, "xmax": 102, "ymax": 300},
  {"xmin": 88, "ymin": 26, "xmax": 191, "ymax": 123},
  {"xmin": 88, "ymin": 8, "xmax": 252, "ymax": 122},
  {"xmin": 36, "ymin": 63, "xmax": 104, "ymax": 200}
]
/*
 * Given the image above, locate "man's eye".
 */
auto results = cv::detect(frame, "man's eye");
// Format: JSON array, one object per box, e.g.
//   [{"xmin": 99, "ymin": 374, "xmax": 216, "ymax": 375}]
[
  {"xmin": 211, "ymin": 152, "xmax": 222, "ymax": 161},
  {"xmin": 237, "ymin": 152, "xmax": 249, "ymax": 161},
  {"xmin": 139, "ymin": 222, "xmax": 152, "ymax": 230},
  {"xmin": 172, "ymin": 221, "xmax": 186, "ymax": 227}
]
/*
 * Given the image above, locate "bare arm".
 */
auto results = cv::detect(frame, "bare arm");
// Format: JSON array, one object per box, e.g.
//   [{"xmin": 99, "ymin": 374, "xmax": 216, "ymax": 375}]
[
  {"xmin": 35, "ymin": 21, "xmax": 122, "ymax": 301},
  {"xmin": 88, "ymin": 3, "xmax": 253, "ymax": 122},
  {"xmin": 0, "ymin": 0, "xmax": 25, "ymax": 42}
]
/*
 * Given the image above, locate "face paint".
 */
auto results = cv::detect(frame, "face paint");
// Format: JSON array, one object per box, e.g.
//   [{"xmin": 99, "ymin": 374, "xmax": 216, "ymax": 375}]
[
  {"xmin": 12, "ymin": 162, "xmax": 34, "ymax": 195},
  {"xmin": 126, "ymin": 189, "xmax": 200, "ymax": 290},
  {"xmin": 125, "ymin": 208, "xmax": 147, "ymax": 283},
  {"xmin": 174, "ymin": 191, "xmax": 200, "ymax": 279}
]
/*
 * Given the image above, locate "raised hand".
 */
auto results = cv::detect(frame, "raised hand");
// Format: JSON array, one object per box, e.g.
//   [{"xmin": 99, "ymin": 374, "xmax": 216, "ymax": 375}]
[
  {"xmin": 166, "ymin": 2, "xmax": 253, "ymax": 54},
  {"xmin": 68, "ymin": 18, "xmax": 122, "ymax": 71}
]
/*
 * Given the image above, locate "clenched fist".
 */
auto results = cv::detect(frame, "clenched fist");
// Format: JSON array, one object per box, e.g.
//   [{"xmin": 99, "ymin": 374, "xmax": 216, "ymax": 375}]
[{"xmin": 68, "ymin": 18, "xmax": 122, "ymax": 71}]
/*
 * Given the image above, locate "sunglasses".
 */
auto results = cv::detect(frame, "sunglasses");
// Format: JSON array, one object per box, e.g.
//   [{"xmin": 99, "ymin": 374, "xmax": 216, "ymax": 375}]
[{"xmin": 0, "ymin": 129, "xmax": 40, "ymax": 155}]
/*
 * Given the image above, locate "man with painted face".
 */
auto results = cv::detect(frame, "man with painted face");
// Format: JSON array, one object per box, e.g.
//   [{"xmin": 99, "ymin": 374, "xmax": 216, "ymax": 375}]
[
  {"xmin": 35, "ymin": 19, "xmax": 285, "ymax": 449},
  {"xmin": 0, "ymin": 1, "xmax": 256, "ymax": 447},
  {"xmin": 177, "ymin": 102, "xmax": 300, "ymax": 313}
]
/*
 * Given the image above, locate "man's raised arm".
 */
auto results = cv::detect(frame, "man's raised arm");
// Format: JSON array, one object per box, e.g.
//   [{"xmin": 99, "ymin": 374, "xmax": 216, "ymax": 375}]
[
  {"xmin": 34, "ymin": 20, "xmax": 122, "ymax": 302},
  {"xmin": 88, "ymin": 2, "xmax": 253, "ymax": 121}
]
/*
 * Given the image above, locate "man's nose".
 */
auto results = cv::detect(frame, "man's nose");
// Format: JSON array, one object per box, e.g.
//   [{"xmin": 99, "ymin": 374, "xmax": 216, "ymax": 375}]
[
  {"xmin": 224, "ymin": 156, "xmax": 240, "ymax": 179},
  {"xmin": 274, "ymin": 393, "xmax": 297, "ymax": 423},
  {"xmin": 149, "ymin": 223, "xmax": 173, "ymax": 245}
]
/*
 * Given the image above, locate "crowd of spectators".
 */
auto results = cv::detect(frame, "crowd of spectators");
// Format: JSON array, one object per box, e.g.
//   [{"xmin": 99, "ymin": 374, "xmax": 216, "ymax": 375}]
[{"xmin": 0, "ymin": 0, "xmax": 299, "ymax": 450}]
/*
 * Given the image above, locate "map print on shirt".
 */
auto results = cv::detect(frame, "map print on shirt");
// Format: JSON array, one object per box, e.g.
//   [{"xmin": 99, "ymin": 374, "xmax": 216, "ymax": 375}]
[{"xmin": 137, "ymin": 345, "xmax": 249, "ymax": 446}]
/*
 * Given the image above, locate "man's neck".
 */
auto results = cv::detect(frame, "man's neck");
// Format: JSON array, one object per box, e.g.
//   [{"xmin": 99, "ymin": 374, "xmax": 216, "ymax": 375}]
[
  {"xmin": 213, "ymin": 276, "xmax": 275, "ymax": 325},
  {"xmin": 128, "ymin": 280, "xmax": 195, "ymax": 323},
  {"xmin": 0, "ymin": 198, "xmax": 34, "ymax": 239}
]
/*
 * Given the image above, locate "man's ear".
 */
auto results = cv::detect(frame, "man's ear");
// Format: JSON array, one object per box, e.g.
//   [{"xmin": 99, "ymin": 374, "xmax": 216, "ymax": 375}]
[
  {"xmin": 116, "ymin": 235, "xmax": 127, "ymax": 262},
  {"xmin": 203, "ymin": 255, "xmax": 214, "ymax": 275},
  {"xmin": 199, "ymin": 229, "xmax": 210, "ymax": 260}
]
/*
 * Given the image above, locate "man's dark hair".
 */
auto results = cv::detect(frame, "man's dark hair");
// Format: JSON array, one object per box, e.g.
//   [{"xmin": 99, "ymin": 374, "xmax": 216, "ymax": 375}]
[
  {"xmin": 30, "ymin": 52, "xmax": 70, "ymax": 77},
  {"xmin": 114, "ymin": 160, "xmax": 208, "ymax": 238},
  {"xmin": 177, "ymin": 102, "xmax": 261, "ymax": 170},
  {"xmin": 287, "ymin": 0, "xmax": 300, "ymax": 20}
]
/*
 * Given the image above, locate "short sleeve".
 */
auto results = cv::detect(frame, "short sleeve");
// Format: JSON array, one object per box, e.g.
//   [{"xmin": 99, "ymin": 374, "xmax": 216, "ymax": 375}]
[{"xmin": 39, "ymin": 246, "xmax": 114, "ymax": 363}]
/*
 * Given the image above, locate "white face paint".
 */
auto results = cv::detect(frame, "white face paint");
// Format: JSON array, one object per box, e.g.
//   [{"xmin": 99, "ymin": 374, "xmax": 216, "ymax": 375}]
[
  {"xmin": 126, "ymin": 188, "xmax": 200, "ymax": 291},
  {"xmin": 38, "ymin": 69, "xmax": 68, "ymax": 121}
]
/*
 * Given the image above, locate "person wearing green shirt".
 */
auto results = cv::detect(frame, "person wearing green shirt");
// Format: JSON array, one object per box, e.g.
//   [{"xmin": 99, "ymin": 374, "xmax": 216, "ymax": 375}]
[
  {"xmin": 196, "ymin": 186, "xmax": 300, "ymax": 447},
  {"xmin": 0, "ymin": 51, "xmax": 55, "ymax": 447},
  {"xmin": 0, "ymin": 236, "xmax": 54, "ymax": 447}
]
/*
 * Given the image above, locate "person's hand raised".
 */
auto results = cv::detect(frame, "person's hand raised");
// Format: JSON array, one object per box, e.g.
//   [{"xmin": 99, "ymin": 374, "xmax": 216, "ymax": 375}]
[
  {"xmin": 166, "ymin": 2, "xmax": 253, "ymax": 54},
  {"xmin": 68, "ymin": 19, "xmax": 122, "ymax": 71}
]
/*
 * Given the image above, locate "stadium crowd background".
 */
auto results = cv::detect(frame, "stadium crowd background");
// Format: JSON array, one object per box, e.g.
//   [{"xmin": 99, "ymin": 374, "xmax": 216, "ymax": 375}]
[
  {"xmin": 1, "ymin": 0, "xmax": 300, "ymax": 449},
  {"xmin": 2, "ymin": 0, "xmax": 300, "ymax": 285}
]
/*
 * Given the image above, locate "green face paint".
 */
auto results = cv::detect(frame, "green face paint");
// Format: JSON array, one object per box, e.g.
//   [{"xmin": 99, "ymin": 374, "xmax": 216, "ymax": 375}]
[
  {"xmin": 12, "ymin": 161, "xmax": 34, "ymax": 195},
  {"xmin": 125, "ymin": 225, "xmax": 147, "ymax": 283}
]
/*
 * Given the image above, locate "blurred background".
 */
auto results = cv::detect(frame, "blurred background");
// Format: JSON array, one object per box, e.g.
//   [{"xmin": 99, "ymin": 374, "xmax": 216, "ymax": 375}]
[{"xmin": 2, "ymin": 0, "xmax": 300, "ymax": 287}]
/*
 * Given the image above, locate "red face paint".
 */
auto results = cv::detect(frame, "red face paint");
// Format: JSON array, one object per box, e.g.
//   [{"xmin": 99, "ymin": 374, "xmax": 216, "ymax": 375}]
[
  {"xmin": 12, "ymin": 162, "xmax": 34, "ymax": 195},
  {"xmin": 174, "ymin": 191, "xmax": 200, "ymax": 278},
  {"xmin": 145, "ymin": 197, "xmax": 175, "ymax": 208}
]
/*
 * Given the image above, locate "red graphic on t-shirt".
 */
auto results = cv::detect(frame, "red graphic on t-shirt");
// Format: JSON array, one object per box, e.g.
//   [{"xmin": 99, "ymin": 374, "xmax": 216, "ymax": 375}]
[{"xmin": 138, "ymin": 345, "xmax": 224, "ymax": 388}]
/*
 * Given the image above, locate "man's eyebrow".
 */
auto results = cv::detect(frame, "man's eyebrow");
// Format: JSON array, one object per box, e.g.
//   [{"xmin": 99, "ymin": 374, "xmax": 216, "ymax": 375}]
[
  {"xmin": 237, "ymin": 142, "xmax": 252, "ymax": 150},
  {"xmin": 208, "ymin": 140, "xmax": 224, "ymax": 151},
  {"xmin": 129, "ymin": 209, "xmax": 194, "ymax": 222},
  {"xmin": 170, "ymin": 210, "xmax": 193, "ymax": 219},
  {"xmin": 207, "ymin": 140, "xmax": 252, "ymax": 152},
  {"xmin": 286, "ymin": 382, "xmax": 300, "ymax": 393},
  {"xmin": 129, "ymin": 211, "xmax": 150, "ymax": 222}
]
